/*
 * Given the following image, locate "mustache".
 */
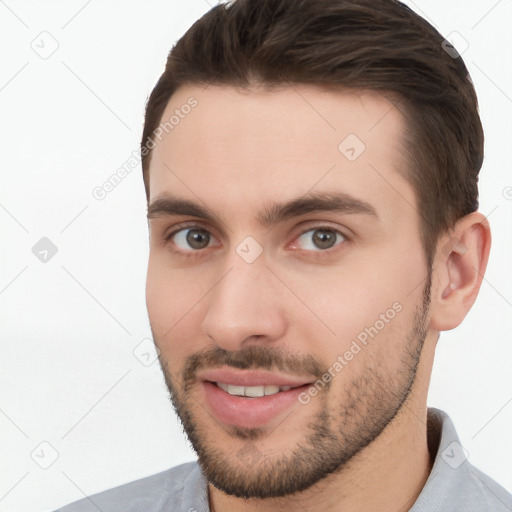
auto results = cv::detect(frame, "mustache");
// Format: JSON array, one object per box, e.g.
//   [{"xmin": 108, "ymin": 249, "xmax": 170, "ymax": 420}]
[{"xmin": 181, "ymin": 345, "xmax": 325, "ymax": 390}]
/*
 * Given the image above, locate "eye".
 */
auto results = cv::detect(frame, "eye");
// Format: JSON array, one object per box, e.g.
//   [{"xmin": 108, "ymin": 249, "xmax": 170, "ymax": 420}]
[
  {"xmin": 294, "ymin": 228, "xmax": 346, "ymax": 251},
  {"xmin": 171, "ymin": 227, "xmax": 214, "ymax": 251}
]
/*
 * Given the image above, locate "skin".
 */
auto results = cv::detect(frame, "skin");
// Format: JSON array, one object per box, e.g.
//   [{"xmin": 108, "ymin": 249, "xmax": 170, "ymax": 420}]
[{"xmin": 145, "ymin": 84, "xmax": 491, "ymax": 512}]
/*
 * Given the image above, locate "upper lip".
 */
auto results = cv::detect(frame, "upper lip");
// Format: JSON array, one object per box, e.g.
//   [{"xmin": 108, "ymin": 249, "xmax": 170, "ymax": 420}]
[{"xmin": 198, "ymin": 367, "xmax": 314, "ymax": 387}]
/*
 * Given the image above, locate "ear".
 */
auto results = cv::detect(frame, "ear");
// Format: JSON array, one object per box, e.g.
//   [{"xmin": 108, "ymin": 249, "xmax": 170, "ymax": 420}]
[{"xmin": 429, "ymin": 212, "xmax": 491, "ymax": 331}]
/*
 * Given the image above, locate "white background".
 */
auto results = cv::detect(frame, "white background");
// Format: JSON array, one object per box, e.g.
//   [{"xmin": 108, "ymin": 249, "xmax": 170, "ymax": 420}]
[{"xmin": 0, "ymin": 1, "xmax": 511, "ymax": 510}]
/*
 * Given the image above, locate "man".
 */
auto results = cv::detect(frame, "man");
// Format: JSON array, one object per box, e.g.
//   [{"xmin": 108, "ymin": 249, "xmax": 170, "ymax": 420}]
[{"xmin": 56, "ymin": 0, "xmax": 512, "ymax": 510}]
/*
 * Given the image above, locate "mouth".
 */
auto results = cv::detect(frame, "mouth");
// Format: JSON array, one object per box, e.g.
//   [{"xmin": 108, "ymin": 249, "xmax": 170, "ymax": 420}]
[{"xmin": 197, "ymin": 368, "xmax": 314, "ymax": 429}]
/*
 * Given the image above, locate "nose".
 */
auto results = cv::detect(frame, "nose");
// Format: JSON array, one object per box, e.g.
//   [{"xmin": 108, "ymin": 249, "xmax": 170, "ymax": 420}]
[{"xmin": 201, "ymin": 258, "xmax": 288, "ymax": 352}]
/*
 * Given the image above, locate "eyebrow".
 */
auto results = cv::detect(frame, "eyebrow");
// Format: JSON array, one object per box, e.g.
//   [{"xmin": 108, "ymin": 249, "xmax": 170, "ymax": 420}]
[{"xmin": 147, "ymin": 192, "xmax": 378, "ymax": 226}]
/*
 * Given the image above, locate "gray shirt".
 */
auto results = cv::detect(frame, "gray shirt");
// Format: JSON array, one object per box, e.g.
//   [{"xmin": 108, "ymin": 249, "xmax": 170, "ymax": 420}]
[{"xmin": 55, "ymin": 408, "xmax": 512, "ymax": 511}]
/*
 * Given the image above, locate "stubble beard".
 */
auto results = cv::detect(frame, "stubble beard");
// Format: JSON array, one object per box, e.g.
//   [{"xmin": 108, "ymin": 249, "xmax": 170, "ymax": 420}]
[{"xmin": 156, "ymin": 275, "xmax": 431, "ymax": 499}]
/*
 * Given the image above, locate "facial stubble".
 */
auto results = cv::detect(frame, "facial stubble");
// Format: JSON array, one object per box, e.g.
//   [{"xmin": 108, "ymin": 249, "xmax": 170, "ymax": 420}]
[{"xmin": 156, "ymin": 272, "xmax": 432, "ymax": 499}]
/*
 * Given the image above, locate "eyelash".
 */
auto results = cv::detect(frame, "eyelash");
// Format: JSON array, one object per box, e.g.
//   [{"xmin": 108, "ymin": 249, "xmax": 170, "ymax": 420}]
[{"xmin": 164, "ymin": 222, "xmax": 350, "ymax": 260}]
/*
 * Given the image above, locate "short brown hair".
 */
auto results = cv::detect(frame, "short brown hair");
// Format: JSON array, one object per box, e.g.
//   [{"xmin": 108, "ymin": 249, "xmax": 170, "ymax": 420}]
[{"xmin": 141, "ymin": 0, "xmax": 483, "ymax": 266}]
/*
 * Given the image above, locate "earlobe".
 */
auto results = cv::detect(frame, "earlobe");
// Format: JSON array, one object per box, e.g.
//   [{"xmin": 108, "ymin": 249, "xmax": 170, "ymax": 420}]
[{"xmin": 429, "ymin": 212, "xmax": 491, "ymax": 332}]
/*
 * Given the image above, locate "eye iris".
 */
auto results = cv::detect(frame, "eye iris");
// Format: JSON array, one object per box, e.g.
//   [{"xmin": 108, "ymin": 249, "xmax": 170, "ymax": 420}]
[
  {"xmin": 312, "ymin": 230, "xmax": 337, "ymax": 249},
  {"xmin": 186, "ymin": 229, "xmax": 210, "ymax": 249}
]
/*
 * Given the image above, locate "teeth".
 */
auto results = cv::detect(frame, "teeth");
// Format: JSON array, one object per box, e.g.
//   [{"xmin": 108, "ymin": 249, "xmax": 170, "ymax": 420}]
[
  {"xmin": 217, "ymin": 382, "xmax": 229, "ymax": 392},
  {"xmin": 216, "ymin": 383, "xmax": 290, "ymax": 397},
  {"xmin": 227, "ymin": 384, "xmax": 246, "ymax": 396},
  {"xmin": 244, "ymin": 385, "xmax": 265, "ymax": 397}
]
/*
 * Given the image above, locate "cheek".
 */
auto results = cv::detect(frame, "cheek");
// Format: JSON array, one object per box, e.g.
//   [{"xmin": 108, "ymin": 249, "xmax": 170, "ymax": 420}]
[
  {"xmin": 284, "ymin": 250, "xmax": 424, "ymax": 356},
  {"xmin": 294, "ymin": 281, "xmax": 416, "ymax": 399},
  {"xmin": 146, "ymin": 256, "xmax": 212, "ymax": 357}
]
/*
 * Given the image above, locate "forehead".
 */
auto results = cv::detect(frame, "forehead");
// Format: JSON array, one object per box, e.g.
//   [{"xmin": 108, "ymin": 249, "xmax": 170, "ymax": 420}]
[{"xmin": 148, "ymin": 83, "xmax": 415, "ymax": 225}]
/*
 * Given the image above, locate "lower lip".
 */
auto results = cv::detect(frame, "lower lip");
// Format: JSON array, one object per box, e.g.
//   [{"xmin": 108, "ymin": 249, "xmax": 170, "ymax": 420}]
[{"xmin": 201, "ymin": 381, "xmax": 309, "ymax": 429}]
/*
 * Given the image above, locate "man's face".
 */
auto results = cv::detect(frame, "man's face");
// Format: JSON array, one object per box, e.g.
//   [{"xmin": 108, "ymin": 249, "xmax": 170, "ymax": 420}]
[{"xmin": 146, "ymin": 84, "xmax": 433, "ymax": 498}]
